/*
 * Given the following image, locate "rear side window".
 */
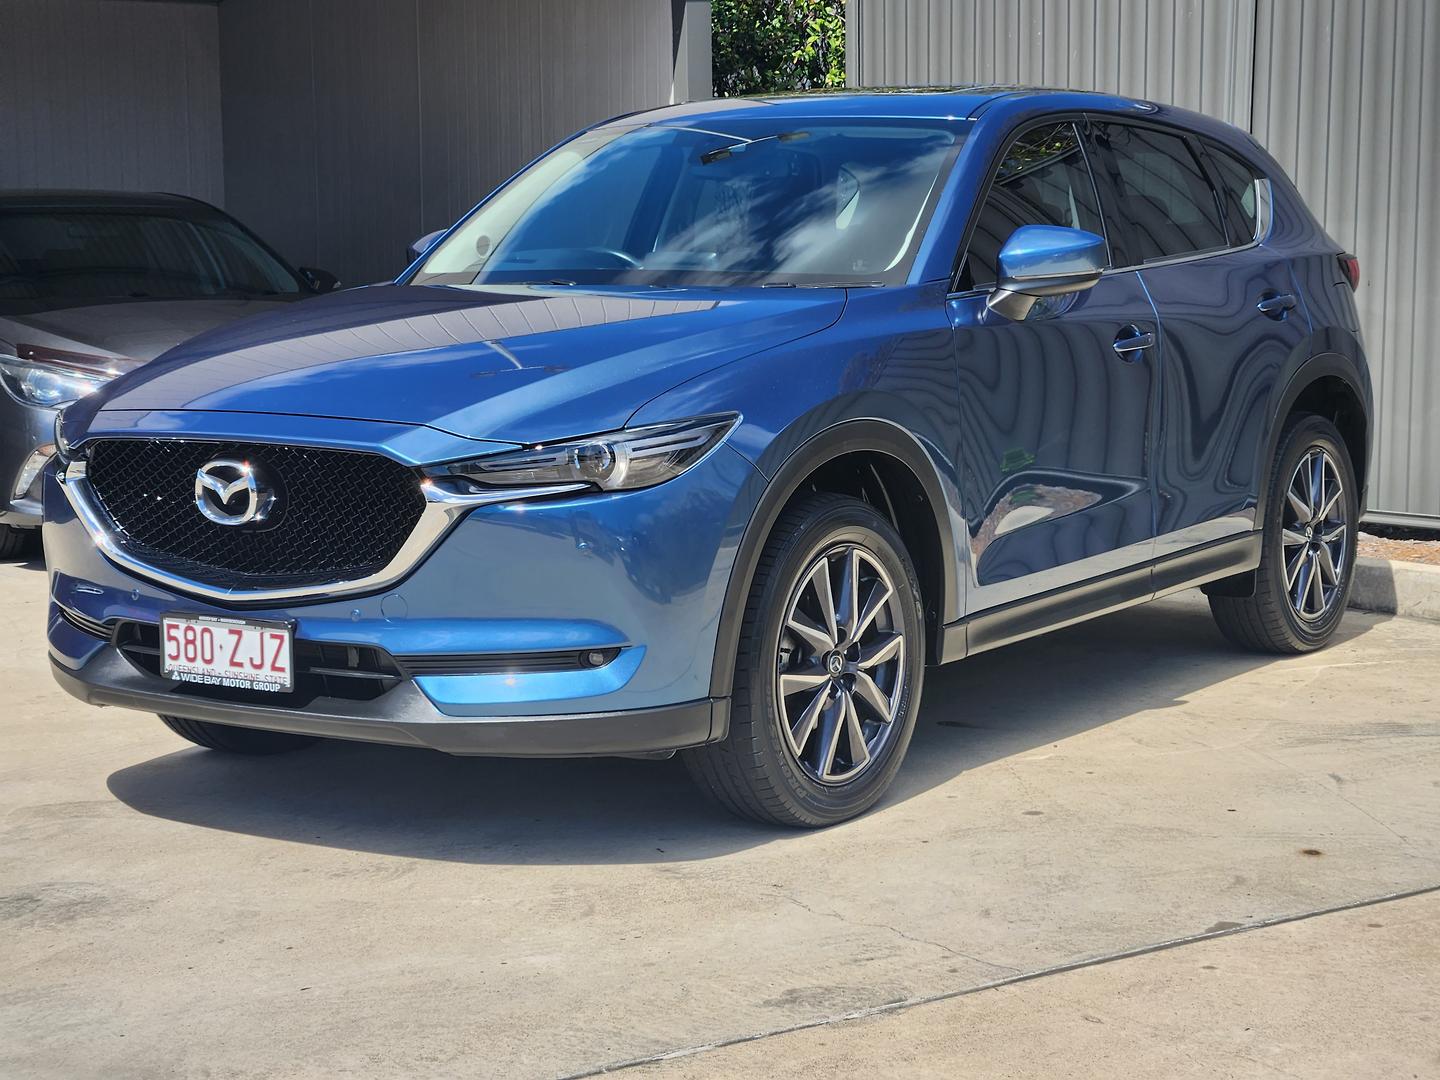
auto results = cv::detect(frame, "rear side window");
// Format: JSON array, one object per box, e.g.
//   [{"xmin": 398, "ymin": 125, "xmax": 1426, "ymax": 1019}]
[
  {"xmin": 960, "ymin": 121, "xmax": 1105, "ymax": 290},
  {"xmin": 1088, "ymin": 123, "xmax": 1228, "ymax": 264},
  {"xmin": 1203, "ymin": 141, "xmax": 1263, "ymax": 243}
]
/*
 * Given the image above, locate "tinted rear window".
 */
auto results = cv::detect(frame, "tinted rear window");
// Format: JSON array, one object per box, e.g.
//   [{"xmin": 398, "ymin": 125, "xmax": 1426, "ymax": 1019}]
[
  {"xmin": 1203, "ymin": 141, "xmax": 1263, "ymax": 243},
  {"xmin": 1089, "ymin": 123, "xmax": 1228, "ymax": 264}
]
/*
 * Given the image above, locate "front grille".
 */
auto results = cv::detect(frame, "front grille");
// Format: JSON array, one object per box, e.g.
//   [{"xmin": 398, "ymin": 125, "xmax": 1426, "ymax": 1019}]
[
  {"xmin": 85, "ymin": 440, "xmax": 427, "ymax": 590},
  {"xmin": 114, "ymin": 622, "xmax": 405, "ymax": 705}
]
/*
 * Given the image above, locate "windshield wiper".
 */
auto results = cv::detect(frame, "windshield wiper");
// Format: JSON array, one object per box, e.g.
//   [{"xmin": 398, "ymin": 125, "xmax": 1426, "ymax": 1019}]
[
  {"xmin": 700, "ymin": 130, "xmax": 810, "ymax": 165},
  {"xmin": 522, "ymin": 279, "xmax": 578, "ymax": 287},
  {"xmin": 761, "ymin": 281, "xmax": 885, "ymax": 289}
]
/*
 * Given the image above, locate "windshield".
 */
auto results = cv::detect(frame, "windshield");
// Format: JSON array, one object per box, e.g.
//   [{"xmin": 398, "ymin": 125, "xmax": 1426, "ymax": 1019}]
[
  {"xmin": 411, "ymin": 119, "xmax": 967, "ymax": 288},
  {"xmin": 0, "ymin": 208, "xmax": 307, "ymax": 304}
]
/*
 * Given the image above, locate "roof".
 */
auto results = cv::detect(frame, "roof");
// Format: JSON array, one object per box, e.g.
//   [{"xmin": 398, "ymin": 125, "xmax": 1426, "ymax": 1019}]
[
  {"xmin": 0, "ymin": 189, "xmax": 215, "ymax": 211},
  {"xmin": 600, "ymin": 85, "xmax": 1157, "ymax": 128}
]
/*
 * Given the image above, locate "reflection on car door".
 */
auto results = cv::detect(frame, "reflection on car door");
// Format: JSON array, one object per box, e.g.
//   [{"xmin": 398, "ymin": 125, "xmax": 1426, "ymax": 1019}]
[
  {"xmin": 1085, "ymin": 122, "xmax": 1309, "ymax": 560},
  {"xmin": 949, "ymin": 121, "xmax": 1160, "ymax": 617}
]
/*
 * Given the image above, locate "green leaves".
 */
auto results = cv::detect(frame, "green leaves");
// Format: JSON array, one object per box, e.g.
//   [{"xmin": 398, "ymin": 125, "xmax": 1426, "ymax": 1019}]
[{"xmin": 712, "ymin": 0, "xmax": 846, "ymax": 98}]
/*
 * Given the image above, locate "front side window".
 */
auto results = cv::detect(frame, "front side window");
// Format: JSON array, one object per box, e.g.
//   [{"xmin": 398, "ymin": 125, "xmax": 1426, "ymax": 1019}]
[
  {"xmin": 0, "ymin": 210, "xmax": 306, "ymax": 305},
  {"xmin": 959, "ymin": 121, "xmax": 1105, "ymax": 290},
  {"xmin": 1088, "ymin": 123, "xmax": 1229, "ymax": 264},
  {"xmin": 1203, "ymin": 141, "xmax": 1263, "ymax": 243},
  {"xmin": 412, "ymin": 119, "xmax": 967, "ymax": 288}
]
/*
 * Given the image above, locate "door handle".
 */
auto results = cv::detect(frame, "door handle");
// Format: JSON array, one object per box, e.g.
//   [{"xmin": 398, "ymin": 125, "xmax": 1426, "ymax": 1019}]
[
  {"xmin": 1256, "ymin": 293, "xmax": 1297, "ymax": 319},
  {"xmin": 1112, "ymin": 325, "xmax": 1155, "ymax": 359}
]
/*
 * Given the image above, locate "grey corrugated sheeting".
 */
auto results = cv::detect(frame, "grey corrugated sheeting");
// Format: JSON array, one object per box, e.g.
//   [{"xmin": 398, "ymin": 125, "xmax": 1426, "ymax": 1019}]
[
  {"xmin": 1251, "ymin": 0, "xmax": 1440, "ymax": 525},
  {"xmin": 848, "ymin": 0, "xmax": 1439, "ymax": 524},
  {"xmin": 0, "ymin": 0, "xmax": 224, "ymax": 203},
  {"xmin": 220, "ymin": 0, "xmax": 676, "ymax": 287}
]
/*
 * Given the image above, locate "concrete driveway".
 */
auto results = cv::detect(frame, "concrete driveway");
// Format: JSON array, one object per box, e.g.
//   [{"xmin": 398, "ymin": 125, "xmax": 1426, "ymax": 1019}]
[{"xmin": 2, "ymin": 557, "xmax": 1437, "ymax": 1078}]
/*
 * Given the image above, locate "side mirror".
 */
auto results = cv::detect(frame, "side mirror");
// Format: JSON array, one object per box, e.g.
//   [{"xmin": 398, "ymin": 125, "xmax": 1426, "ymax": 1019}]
[
  {"xmin": 407, "ymin": 229, "xmax": 447, "ymax": 265},
  {"xmin": 986, "ymin": 225, "xmax": 1106, "ymax": 322},
  {"xmin": 298, "ymin": 266, "xmax": 340, "ymax": 294}
]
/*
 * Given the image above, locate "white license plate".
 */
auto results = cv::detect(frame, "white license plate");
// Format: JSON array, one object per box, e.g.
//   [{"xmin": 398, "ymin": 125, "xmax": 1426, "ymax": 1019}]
[{"xmin": 160, "ymin": 614, "xmax": 294, "ymax": 693}]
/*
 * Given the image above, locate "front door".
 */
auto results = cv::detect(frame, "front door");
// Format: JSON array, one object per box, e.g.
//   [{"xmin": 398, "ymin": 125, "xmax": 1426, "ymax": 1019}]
[{"xmin": 949, "ymin": 121, "xmax": 1160, "ymax": 615}]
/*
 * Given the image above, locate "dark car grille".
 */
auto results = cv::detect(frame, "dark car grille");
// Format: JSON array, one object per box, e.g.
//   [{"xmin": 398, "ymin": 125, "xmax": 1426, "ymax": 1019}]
[{"xmin": 85, "ymin": 439, "xmax": 428, "ymax": 590}]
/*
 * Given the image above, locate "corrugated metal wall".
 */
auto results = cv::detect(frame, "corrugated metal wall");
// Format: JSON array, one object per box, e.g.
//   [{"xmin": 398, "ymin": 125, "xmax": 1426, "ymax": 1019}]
[
  {"xmin": 219, "ymin": 0, "xmax": 677, "ymax": 287},
  {"xmin": 0, "ymin": 0, "xmax": 224, "ymax": 203},
  {"xmin": 847, "ymin": 0, "xmax": 1254, "ymax": 123},
  {"xmin": 848, "ymin": 0, "xmax": 1440, "ymax": 523},
  {"xmin": 1250, "ymin": 0, "xmax": 1440, "ymax": 525}
]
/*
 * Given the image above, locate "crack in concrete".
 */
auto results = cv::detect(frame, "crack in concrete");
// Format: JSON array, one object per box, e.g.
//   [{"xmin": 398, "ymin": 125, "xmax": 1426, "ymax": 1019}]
[
  {"xmin": 560, "ymin": 883, "xmax": 1440, "ymax": 1079},
  {"xmin": 775, "ymin": 892, "xmax": 1022, "ymax": 975},
  {"xmin": 1250, "ymin": 746, "xmax": 1418, "ymax": 848}
]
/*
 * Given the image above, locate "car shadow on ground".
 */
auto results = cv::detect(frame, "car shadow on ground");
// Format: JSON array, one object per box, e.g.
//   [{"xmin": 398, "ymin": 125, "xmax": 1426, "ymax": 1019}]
[{"xmin": 106, "ymin": 595, "xmax": 1382, "ymax": 865}]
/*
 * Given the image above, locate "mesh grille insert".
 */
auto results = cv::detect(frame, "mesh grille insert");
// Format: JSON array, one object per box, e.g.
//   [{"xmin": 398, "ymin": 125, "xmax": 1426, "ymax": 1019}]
[{"xmin": 85, "ymin": 439, "xmax": 427, "ymax": 590}]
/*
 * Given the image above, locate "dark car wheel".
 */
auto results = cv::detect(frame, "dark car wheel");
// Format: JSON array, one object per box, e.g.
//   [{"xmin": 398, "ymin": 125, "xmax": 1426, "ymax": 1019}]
[
  {"xmin": 683, "ymin": 493, "xmax": 925, "ymax": 827},
  {"xmin": 0, "ymin": 524, "xmax": 34, "ymax": 559},
  {"xmin": 160, "ymin": 715, "xmax": 318, "ymax": 755},
  {"xmin": 1210, "ymin": 414, "xmax": 1358, "ymax": 653}
]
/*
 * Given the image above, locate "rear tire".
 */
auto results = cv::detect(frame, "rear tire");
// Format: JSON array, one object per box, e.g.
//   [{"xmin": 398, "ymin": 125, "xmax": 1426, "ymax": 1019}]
[
  {"xmin": 0, "ymin": 525, "xmax": 34, "ymax": 559},
  {"xmin": 683, "ymin": 494, "xmax": 925, "ymax": 827},
  {"xmin": 1209, "ymin": 414, "xmax": 1358, "ymax": 653},
  {"xmin": 159, "ymin": 715, "xmax": 318, "ymax": 755}
]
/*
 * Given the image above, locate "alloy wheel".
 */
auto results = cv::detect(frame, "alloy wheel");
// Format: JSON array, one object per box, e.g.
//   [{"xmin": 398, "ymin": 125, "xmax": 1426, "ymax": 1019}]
[
  {"xmin": 775, "ymin": 543, "xmax": 908, "ymax": 785},
  {"xmin": 1281, "ymin": 447, "xmax": 1348, "ymax": 621}
]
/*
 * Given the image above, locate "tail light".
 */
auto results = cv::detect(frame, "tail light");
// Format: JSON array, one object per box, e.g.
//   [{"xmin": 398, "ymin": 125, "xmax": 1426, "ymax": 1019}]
[{"xmin": 1338, "ymin": 253, "xmax": 1360, "ymax": 291}]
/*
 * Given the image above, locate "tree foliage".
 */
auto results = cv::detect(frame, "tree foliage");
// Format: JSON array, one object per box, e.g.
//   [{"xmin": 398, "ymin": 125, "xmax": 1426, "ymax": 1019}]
[{"xmin": 712, "ymin": 0, "xmax": 846, "ymax": 98}]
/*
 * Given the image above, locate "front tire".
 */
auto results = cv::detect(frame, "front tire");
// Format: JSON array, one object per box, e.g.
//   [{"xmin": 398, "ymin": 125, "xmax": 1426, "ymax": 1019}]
[
  {"xmin": 160, "ymin": 715, "xmax": 318, "ymax": 755},
  {"xmin": 1209, "ymin": 414, "xmax": 1358, "ymax": 653},
  {"xmin": 684, "ymin": 494, "xmax": 925, "ymax": 827}
]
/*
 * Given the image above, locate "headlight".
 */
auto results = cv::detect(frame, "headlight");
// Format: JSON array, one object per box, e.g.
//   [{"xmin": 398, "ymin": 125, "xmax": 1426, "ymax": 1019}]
[
  {"xmin": 432, "ymin": 414, "xmax": 740, "ymax": 492},
  {"xmin": 0, "ymin": 355, "xmax": 112, "ymax": 408},
  {"xmin": 54, "ymin": 408, "xmax": 73, "ymax": 464}
]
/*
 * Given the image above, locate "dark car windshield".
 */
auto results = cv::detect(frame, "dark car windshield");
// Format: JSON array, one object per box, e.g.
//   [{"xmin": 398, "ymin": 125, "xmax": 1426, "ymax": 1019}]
[
  {"xmin": 411, "ymin": 119, "xmax": 968, "ymax": 288},
  {"xmin": 0, "ymin": 208, "xmax": 307, "ymax": 304}
]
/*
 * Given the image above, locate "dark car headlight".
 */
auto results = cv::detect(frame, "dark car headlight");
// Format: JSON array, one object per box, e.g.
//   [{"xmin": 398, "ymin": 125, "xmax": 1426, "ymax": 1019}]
[
  {"xmin": 0, "ymin": 347, "xmax": 120, "ymax": 409},
  {"xmin": 431, "ymin": 414, "xmax": 740, "ymax": 492},
  {"xmin": 53, "ymin": 407, "xmax": 73, "ymax": 464}
]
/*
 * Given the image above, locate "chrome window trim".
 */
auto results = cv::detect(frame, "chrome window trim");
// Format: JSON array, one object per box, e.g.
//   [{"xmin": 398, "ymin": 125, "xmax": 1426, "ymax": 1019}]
[{"xmin": 58, "ymin": 457, "xmax": 585, "ymax": 605}]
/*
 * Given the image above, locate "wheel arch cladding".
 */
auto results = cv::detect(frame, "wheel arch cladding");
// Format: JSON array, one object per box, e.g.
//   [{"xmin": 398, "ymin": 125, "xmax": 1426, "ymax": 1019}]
[
  {"xmin": 1259, "ymin": 350, "xmax": 1371, "ymax": 522},
  {"xmin": 710, "ymin": 420, "xmax": 957, "ymax": 698}
]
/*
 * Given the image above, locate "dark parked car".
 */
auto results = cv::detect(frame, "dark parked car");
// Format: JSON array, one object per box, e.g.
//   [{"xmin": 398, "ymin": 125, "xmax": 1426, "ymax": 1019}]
[
  {"xmin": 0, "ymin": 190, "xmax": 336, "ymax": 555},
  {"xmin": 46, "ymin": 90, "xmax": 1370, "ymax": 826}
]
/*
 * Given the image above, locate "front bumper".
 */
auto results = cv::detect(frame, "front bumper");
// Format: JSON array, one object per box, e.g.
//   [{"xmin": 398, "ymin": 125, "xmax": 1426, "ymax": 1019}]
[
  {"xmin": 51, "ymin": 651, "xmax": 724, "ymax": 756},
  {"xmin": 45, "ymin": 429, "xmax": 765, "ymax": 755}
]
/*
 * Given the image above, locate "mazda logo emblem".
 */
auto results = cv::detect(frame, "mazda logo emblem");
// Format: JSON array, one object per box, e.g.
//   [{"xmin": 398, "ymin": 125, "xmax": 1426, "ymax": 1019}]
[{"xmin": 194, "ymin": 458, "xmax": 276, "ymax": 526}]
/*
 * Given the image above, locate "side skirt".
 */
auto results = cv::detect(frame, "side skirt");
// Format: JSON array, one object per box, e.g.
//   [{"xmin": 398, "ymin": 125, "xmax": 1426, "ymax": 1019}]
[{"xmin": 939, "ymin": 532, "xmax": 1262, "ymax": 663}]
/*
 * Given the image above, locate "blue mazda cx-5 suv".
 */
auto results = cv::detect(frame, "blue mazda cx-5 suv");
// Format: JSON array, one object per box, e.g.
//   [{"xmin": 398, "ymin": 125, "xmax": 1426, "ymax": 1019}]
[{"xmin": 45, "ymin": 88, "xmax": 1370, "ymax": 826}]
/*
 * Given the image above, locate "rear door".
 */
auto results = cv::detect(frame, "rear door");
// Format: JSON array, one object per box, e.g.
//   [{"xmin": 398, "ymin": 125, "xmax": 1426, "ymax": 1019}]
[
  {"xmin": 1084, "ymin": 121, "xmax": 1309, "ymax": 560},
  {"xmin": 949, "ymin": 120, "xmax": 1160, "ymax": 615}
]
